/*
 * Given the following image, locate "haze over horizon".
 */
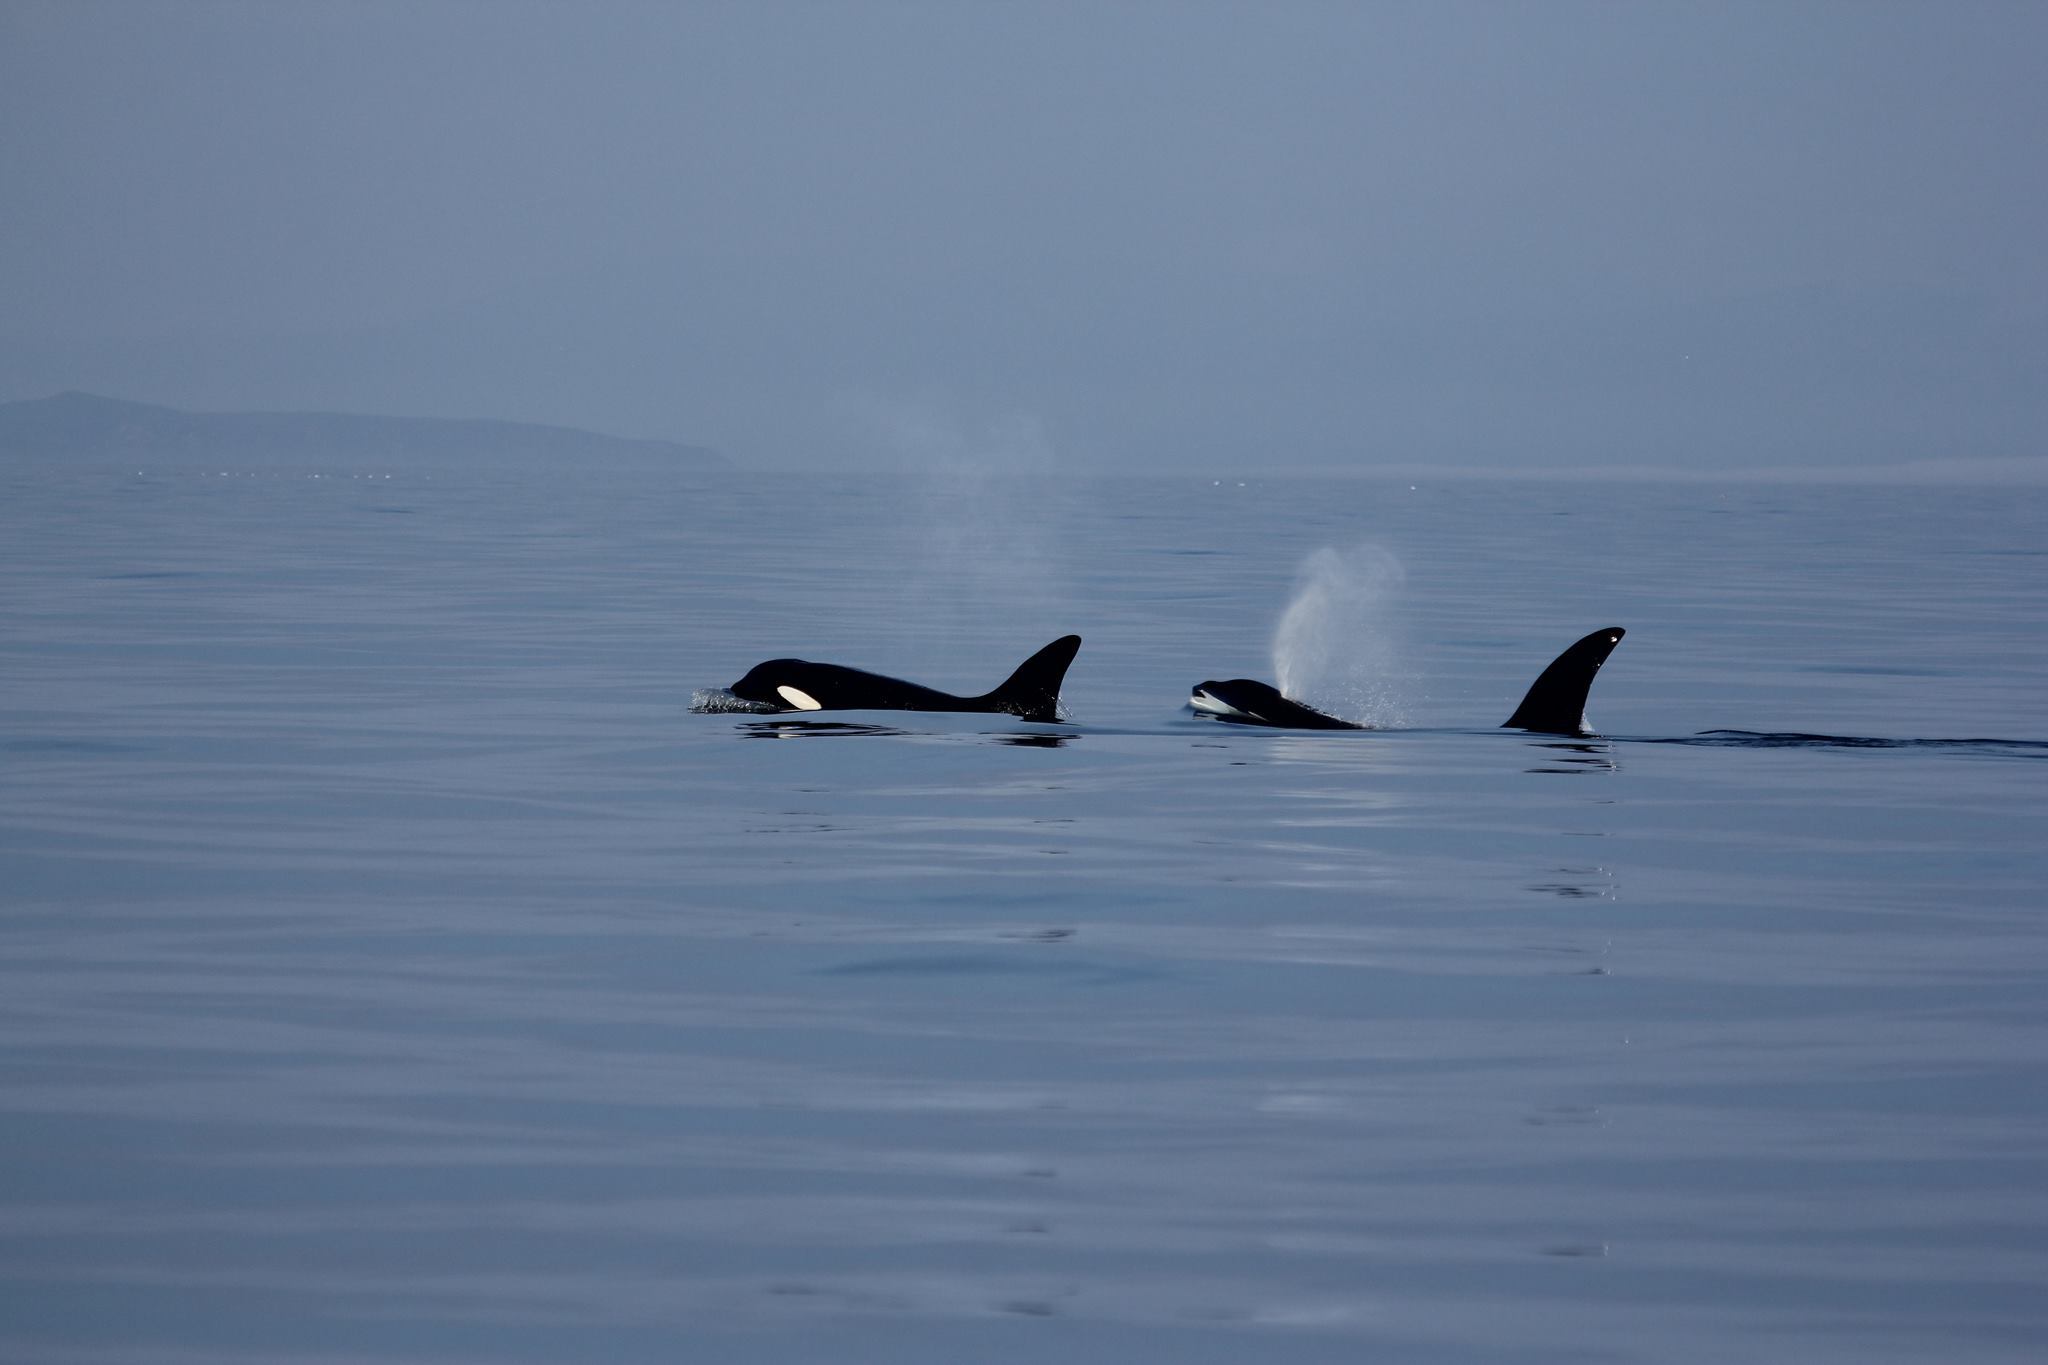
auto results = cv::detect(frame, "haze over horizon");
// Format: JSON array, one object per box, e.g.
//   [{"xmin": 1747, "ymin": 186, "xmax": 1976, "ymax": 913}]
[{"xmin": 3, "ymin": 1, "xmax": 2043, "ymax": 476}]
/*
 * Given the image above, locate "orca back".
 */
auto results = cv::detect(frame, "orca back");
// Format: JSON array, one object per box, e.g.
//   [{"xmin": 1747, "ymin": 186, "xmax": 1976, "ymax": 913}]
[{"xmin": 728, "ymin": 635, "xmax": 1080, "ymax": 721}]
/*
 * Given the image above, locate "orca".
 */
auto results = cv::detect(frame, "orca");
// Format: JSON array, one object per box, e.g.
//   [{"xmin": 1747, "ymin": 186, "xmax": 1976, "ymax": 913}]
[
  {"xmin": 725, "ymin": 635, "xmax": 1081, "ymax": 723},
  {"xmin": 1192, "ymin": 627, "xmax": 1626, "ymax": 736},
  {"xmin": 1188, "ymin": 679, "xmax": 1362, "ymax": 730}
]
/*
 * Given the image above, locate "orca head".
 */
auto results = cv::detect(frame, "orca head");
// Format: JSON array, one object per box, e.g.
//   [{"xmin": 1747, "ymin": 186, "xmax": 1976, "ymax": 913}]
[
  {"xmin": 729, "ymin": 660, "xmax": 824, "ymax": 712},
  {"xmin": 1190, "ymin": 679, "xmax": 1283, "ymax": 722},
  {"xmin": 1191, "ymin": 678, "xmax": 1364, "ymax": 730}
]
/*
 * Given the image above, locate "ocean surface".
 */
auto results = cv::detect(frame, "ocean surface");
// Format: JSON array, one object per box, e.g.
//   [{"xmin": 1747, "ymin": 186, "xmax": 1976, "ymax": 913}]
[{"xmin": 2, "ymin": 459, "xmax": 2045, "ymax": 1364}]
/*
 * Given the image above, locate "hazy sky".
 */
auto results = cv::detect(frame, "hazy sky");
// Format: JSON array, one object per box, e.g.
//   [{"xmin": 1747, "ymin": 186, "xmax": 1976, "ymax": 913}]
[{"xmin": 3, "ymin": 0, "xmax": 2043, "ymax": 473}]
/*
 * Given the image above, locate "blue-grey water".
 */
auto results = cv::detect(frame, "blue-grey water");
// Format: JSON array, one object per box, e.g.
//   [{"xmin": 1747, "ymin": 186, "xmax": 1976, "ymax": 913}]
[{"xmin": 3, "ymin": 461, "xmax": 2045, "ymax": 1364}]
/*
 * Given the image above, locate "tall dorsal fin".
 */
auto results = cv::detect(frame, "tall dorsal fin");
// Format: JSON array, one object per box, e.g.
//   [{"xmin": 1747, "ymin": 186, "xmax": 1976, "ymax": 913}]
[
  {"xmin": 979, "ymin": 635, "xmax": 1082, "ymax": 722},
  {"xmin": 1502, "ymin": 628, "xmax": 1626, "ymax": 734}
]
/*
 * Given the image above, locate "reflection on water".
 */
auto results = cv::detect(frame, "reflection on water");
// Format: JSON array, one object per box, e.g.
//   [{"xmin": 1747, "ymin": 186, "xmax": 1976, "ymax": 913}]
[
  {"xmin": 1527, "ymin": 864, "xmax": 1618, "ymax": 900},
  {"xmin": 1522, "ymin": 737, "xmax": 1617, "ymax": 774},
  {"xmin": 740, "ymin": 718, "xmax": 908, "ymax": 739},
  {"xmin": 735, "ymin": 720, "xmax": 1071, "ymax": 746}
]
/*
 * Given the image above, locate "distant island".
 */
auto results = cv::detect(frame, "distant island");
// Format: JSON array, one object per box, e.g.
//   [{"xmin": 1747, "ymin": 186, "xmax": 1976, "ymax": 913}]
[{"xmin": 0, "ymin": 391, "xmax": 723, "ymax": 467}]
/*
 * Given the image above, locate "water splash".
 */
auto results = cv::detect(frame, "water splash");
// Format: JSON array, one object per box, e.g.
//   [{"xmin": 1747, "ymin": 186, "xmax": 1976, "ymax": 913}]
[
  {"xmin": 1271, "ymin": 545, "xmax": 1409, "ymax": 726},
  {"xmin": 690, "ymin": 688, "xmax": 779, "ymax": 714}
]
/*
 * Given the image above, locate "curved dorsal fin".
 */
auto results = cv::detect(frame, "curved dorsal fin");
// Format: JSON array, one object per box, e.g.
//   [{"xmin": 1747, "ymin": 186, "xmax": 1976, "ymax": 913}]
[
  {"xmin": 979, "ymin": 635, "xmax": 1082, "ymax": 722},
  {"xmin": 1502, "ymin": 628, "xmax": 1626, "ymax": 734}
]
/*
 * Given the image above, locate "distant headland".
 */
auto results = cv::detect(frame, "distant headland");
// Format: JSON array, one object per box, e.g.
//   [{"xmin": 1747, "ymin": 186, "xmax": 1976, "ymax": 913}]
[{"xmin": 0, "ymin": 391, "xmax": 723, "ymax": 467}]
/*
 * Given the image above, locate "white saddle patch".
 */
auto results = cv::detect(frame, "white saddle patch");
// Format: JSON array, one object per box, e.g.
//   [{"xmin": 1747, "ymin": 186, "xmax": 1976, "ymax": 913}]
[{"xmin": 775, "ymin": 685, "xmax": 824, "ymax": 712}]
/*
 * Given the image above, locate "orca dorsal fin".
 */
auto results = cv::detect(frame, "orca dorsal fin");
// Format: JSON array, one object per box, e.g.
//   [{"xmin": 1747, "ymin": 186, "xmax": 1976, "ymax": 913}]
[
  {"xmin": 980, "ymin": 635, "xmax": 1082, "ymax": 722},
  {"xmin": 1502, "ymin": 627, "xmax": 1626, "ymax": 734}
]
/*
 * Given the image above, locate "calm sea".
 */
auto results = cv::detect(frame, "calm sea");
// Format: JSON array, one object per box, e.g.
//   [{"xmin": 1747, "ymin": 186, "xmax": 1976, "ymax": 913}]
[{"xmin": 2, "ymin": 460, "xmax": 2045, "ymax": 1364}]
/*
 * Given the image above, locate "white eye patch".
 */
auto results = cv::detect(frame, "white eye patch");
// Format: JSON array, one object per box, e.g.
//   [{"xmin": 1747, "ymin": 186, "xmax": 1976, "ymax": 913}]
[{"xmin": 775, "ymin": 685, "xmax": 823, "ymax": 711}]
